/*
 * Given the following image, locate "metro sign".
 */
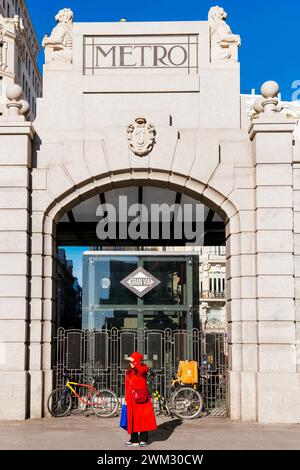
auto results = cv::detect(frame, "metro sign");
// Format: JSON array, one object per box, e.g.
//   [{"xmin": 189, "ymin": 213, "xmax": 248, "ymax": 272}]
[
  {"xmin": 96, "ymin": 44, "xmax": 189, "ymax": 68},
  {"xmin": 83, "ymin": 35, "xmax": 199, "ymax": 75},
  {"xmin": 120, "ymin": 267, "xmax": 161, "ymax": 298}
]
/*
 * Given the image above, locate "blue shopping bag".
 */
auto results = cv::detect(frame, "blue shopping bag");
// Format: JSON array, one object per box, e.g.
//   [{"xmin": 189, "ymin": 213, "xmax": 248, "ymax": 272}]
[{"xmin": 120, "ymin": 404, "xmax": 127, "ymax": 430}]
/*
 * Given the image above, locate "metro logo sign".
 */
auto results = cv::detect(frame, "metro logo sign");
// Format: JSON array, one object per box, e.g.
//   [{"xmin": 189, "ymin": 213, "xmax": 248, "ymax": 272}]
[{"xmin": 120, "ymin": 267, "xmax": 161, "ymax": 298}]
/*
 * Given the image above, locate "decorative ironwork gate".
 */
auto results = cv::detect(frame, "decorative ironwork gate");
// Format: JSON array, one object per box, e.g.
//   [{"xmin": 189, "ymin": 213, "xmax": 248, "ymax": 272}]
[{"xmin": 54, "ymin": 327, "xmax": 228, "ymax": 416}]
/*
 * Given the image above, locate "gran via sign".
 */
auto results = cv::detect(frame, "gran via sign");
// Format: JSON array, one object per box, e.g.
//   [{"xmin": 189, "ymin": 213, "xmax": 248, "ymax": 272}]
[
  {"xmin": 120, "ymin": 267, "xmax": 161, "ymax": 298},
  {"xmin": 83, "ymin": 34, "xmax": 198, "ymax": 75}
]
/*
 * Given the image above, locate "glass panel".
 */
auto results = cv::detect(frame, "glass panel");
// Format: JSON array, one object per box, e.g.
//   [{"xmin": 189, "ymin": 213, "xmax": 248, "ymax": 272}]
[
  {"xmin": 66, "ymin": 331, "xmax": 82, "ymax": 370},
  {"xmin": 143, "ymin": 260, "xmax": 186, "ymax": 305},
  {"xmin": 93, "ymin": 331, "xmax": 109, "ymax": 370},
  {"xmin": 120, "ymin": 331, "xmax": 136, "ymax": 370},
  {"xmin": 143, "ymin": 310, "xmax": 187, "ymax": 330},
  {"xmin": 173, "ymin": 331, "xmax": 192, "ymax": 365},
  {"xmin": 204, "ymin": 333, "xmax": 227, "ymax": 372},
  {"xmin": 146, "ymin": 332, "xmax": 163, "ymax": 371},
  {"xmin": 91, "ymin": 310, "xmax": 139, "ymax": 330},
  {"xmin": 93, "ymin": 256, "xmax": 138, "ymax": 305},
  {"xmin": 82, "ymin": 254, "xmax": 199, "ymax": 330}
]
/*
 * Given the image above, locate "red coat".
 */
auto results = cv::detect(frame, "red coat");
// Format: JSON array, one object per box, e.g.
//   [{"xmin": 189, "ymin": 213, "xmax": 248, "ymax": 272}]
[{"xmin": 125, "ymin": 363, "xmax": 157, "ymax": 435}]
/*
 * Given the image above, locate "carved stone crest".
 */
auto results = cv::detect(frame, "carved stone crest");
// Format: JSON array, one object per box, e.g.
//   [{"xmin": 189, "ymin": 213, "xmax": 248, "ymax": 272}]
[{"xmin": 127, "ymin": 118, "xmax": 156, "ymax": 157}]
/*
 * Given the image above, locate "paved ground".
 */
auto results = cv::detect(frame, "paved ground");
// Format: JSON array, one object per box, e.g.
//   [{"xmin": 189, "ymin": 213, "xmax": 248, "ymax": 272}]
[{"xmin": 0, "ymin": 415, "xmax": 300, "ymax": 450}]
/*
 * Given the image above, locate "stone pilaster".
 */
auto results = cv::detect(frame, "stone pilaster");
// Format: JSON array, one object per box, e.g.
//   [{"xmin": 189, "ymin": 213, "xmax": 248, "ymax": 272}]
[
  {"xmin": 292, "ymin": 143, "xmax": 300, "ymax": 378},
  {"xmin": 0, "ymin": 121, "xmax": 34, "ymax": 419},
  {"xmin": 249, "ymin": 94, "xmax": 298, "ymax": 422}
]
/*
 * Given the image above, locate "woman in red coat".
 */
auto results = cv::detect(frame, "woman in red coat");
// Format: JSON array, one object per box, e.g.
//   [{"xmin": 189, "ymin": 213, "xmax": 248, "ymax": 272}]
[{"xmin": 125, "ymin": 352, "xmax": 157, "ymax": 447}]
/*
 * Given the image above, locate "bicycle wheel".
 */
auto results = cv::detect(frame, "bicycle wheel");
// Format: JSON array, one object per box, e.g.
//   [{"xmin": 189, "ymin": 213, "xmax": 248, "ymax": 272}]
[
  {"xmin": 170, "ymin": 387, "xmax": 204, "ymax": 419},
  {"xmin": 91, "ymin": 389, "xmax": 119, "ymax": 418},
  {"xmin": 47, "ymin": 388, "xmax": 72, "ymax": 418}
]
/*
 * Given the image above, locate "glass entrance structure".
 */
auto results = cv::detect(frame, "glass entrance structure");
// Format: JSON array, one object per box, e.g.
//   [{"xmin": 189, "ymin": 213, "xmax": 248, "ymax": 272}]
[{"xmin": 82, "ymin": 252, "xmax": 200, "ymax": 332}]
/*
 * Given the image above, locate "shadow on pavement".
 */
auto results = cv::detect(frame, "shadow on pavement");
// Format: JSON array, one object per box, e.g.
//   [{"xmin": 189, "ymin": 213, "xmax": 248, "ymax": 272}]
[{"xmin": 150, "ymin": 419, "xmax": 183, "ymax": 443}]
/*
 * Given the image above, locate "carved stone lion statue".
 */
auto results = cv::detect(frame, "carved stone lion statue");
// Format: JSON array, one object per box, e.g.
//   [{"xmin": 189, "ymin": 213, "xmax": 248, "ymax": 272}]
[
  {"xmin": 208, "ymin": 6, "xmax": 241, "ymax": 62},
  {"xmin": 42, "ymin": 8, "xmax": 74, "ymax": 64}
]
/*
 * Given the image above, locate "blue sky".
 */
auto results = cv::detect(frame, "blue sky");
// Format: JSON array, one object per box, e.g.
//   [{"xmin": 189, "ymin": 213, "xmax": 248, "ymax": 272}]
[
  {"xmin": 29, "ymin": 0, "xmax": 298, "ymax": 283},
  {"xmin": 27, "ymin": 0, "xmax": 299, "ymax": 99},
  {"xmin": 61, "ymin": 246, "xmax": 88, "ymax": 285}
]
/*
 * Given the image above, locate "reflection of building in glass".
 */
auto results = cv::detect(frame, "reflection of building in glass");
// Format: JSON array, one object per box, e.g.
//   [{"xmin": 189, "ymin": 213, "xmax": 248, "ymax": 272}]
[
  {"xmin": 144, "ymin": 310, "xmax": 185, "ymax": 330},
  {"xmin": 88, "ymin": 246, "xmax": 226, "ymax": 333},
  {"xmin": 82, "ymin": 252, "xmax": 199, "ymax": 331},
  {"xmin": 166, "ymin": 246, "xmax": 226, "ymax": 334},
  {"xmin": 56, "ymin": 249, "xmax": 82, "ymax": 329},
  {"xmin": 199, "ymin": 247, "xmax": 226, "ymax": 334}
]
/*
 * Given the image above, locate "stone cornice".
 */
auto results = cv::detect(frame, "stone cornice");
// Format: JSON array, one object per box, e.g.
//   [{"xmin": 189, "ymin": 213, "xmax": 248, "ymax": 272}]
[
  {"xmin": 0, "ymin": 121, "xmax": 35, "ymax": 140},
  {"xmin": 248, "ymin": 120, "xmax": 296, "ymax": 141}
]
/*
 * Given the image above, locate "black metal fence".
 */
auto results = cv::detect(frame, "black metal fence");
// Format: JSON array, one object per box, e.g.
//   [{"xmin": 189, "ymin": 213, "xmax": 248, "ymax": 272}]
[{"xmin": 54, "ymin": 327, "xmax": 228, "ymax": 416}]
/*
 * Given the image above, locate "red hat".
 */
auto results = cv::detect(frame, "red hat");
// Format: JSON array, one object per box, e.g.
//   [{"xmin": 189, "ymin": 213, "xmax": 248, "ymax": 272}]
[{"xmin": 129, "ymin": 352, "xmax": 144, "ymax": 364}]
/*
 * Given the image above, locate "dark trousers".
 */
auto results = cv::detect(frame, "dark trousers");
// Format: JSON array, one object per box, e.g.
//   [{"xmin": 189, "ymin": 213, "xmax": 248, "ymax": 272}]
[{"xmin": 131, "ymin": 431, "xmax": 149, "ymax": 443}]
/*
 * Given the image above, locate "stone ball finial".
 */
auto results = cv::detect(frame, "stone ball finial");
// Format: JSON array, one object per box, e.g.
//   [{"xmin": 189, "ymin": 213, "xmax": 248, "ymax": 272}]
[
  {"xmin": 261, "ymin": 81, "xmax": 279, "ymax": 99},
  {"xmin": 6, "ymin": 84, "xmax": 23, "ymax": 101},
  {"xmin": 19, "ymin": 100, "xmax": 30, "ymax": 116}
]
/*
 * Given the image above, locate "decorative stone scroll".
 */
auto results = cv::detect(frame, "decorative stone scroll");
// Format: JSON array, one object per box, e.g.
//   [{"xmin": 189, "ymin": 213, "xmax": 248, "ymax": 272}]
[
  {"xmin": 42, "ymin": 8, "xmax": 74, "ymax": 64},
  {"xmin": 208, "ymin": 6, "xmax": 241, "ymax": 62}
]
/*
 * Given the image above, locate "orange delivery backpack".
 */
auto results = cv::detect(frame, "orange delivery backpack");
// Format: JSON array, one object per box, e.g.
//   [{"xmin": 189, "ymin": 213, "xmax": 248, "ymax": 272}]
[{"xmin": 177, "ymin": 360, "xmax": 198, "ymax": 386}]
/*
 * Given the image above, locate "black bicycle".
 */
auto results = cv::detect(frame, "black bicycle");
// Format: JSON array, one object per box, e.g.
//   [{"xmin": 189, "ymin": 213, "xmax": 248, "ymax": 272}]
[{"xmin": 149, "ymin": 371, "xmax": 204, "ymax": 420}]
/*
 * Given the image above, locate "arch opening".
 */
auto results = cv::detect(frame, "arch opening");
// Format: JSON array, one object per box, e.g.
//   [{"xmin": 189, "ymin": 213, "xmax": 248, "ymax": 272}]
[{"xmin": 45, "ymin": 180, "xmax": 231, "ymax": 417}]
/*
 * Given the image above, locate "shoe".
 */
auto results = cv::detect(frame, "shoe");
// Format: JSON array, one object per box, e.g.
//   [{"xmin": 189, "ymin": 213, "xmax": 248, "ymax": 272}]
[
  {"xmin": 139, "ymin": 441, "xmax": 148, "ymax": 447},
  {"xmin": 125, "ymin": 441, "xmax": 139, "ymax": 447}
]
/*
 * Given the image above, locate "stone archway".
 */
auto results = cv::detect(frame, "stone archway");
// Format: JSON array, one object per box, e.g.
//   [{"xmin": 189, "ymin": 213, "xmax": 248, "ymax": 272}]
[
  {"xmin": 0, "ymin": 7, "xmax": 299, "ymax": 425},
  {"xmin": 30, "ymin": 169, "xmax": 241, "ymax": 421}
]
